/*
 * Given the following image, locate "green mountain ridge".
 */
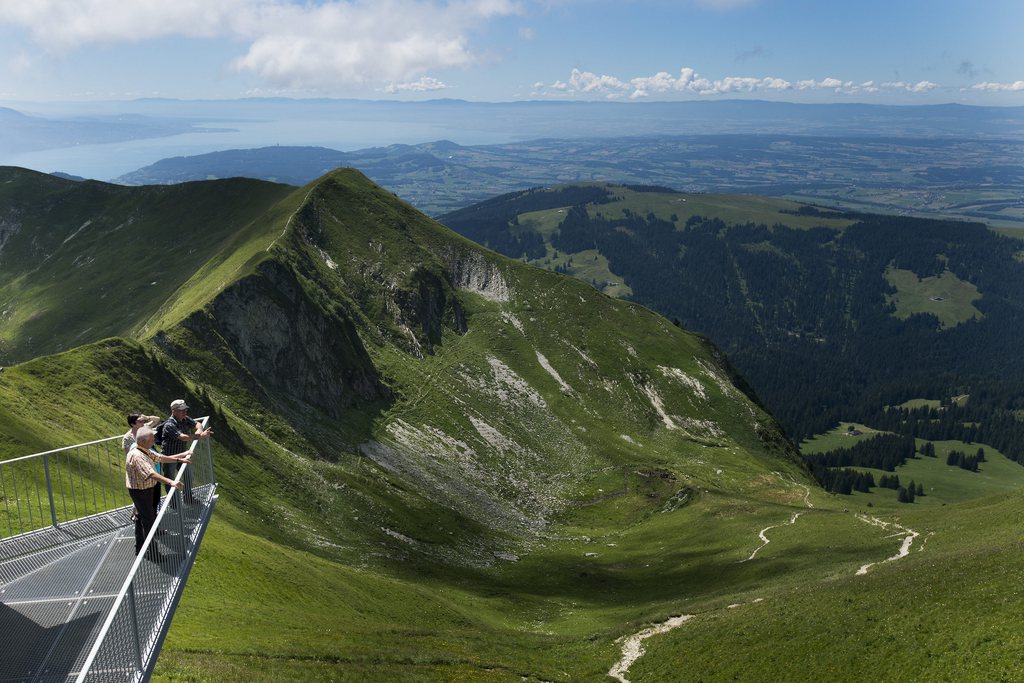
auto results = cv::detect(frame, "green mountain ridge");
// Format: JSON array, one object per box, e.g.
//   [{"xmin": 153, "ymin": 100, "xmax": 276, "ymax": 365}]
[
  {"xmin": 2, "ymin": 168, "xmax": 1023, "ymax": 681},
  {"xmin": 440, "ymin": 182, "xmax": 1024, "ymax": 455},
  {"xmin": 0, "ymin": 167, "xmax": 297, "ymax": 362}
]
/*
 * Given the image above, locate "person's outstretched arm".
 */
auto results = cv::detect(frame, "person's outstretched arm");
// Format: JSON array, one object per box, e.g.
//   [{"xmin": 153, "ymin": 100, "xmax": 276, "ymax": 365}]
[
  {"xmin": 149, "ymin": 448, "xmax": 191, "ymax": 465},
  {"xmin": 192, "ymin": 418, "xmax": 213, "ymax": 439}
]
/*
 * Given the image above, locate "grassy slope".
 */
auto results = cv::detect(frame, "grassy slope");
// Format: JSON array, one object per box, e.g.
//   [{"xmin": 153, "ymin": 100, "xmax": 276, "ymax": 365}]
[
  {"xmin": 0, "ymin": 167, "xmax": 295, "ymax": 363},
  {"xmin": 5, "ymin": 338, "xmax": 1019, "ymax": 682},
  {"xmin": 800, "ymin": 422, "xmax": 891, "ymax": 454},
  {"xmin": 632, "ymin": 489, "xmax": 1024, "ymax": 682},
  {"xmin": 513, "ymin": 184, "xmax": 852, "ymax": 235},
  {"xmin": 594, "ymin": 188, "xmax": 854, "ymax": 231},
  {"xmin": 2, "ymin": 170, "xmax": 1021, "ymax": 681},
  {"xmin": 896, "ymin": 398, "xmax": 942, "ymax": 409},
  {"xmin": 884, "ymin": 266, "xmax": 983, "ymax": 329}
]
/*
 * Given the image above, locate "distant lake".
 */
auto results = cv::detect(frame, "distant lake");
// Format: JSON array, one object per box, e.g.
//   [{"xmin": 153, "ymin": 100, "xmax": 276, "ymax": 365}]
[{"xmin": 3, "ymin": 117, "xmax": 517, "ymax": 181}]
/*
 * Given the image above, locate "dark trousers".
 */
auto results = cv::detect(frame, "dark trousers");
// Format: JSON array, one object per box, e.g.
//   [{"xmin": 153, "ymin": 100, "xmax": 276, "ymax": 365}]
[
  {"xmin": 163, "ymin": 461, "xmax": 195, "ymax": 505},
  {"xmin": 129, "ymin": 486, "xmax": 159, "ymax": 554}
]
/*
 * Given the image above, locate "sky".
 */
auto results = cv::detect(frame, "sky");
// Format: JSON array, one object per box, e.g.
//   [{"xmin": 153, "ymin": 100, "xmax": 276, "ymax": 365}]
[{"xmin": 0, "ymin": 0, "xmax": 1022, "ymax": 104}]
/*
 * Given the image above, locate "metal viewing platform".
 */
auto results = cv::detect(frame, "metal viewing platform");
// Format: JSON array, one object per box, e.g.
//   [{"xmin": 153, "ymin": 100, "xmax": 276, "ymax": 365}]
[{"xmin": 0, "ymin": 418, "xmax": 217, "ymax": 682}]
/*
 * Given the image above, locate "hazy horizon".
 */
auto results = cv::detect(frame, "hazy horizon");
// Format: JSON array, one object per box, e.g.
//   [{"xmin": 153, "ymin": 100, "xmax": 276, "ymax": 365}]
[{"xmin": 4, "ymin": 96, "xmax": 1024, "ymax": 182}]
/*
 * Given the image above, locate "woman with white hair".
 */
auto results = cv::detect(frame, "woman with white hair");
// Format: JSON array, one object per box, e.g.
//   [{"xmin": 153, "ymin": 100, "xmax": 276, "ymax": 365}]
[{"xmin": 126, "ymin": 427, "xmax": 191, "ymax": 557}]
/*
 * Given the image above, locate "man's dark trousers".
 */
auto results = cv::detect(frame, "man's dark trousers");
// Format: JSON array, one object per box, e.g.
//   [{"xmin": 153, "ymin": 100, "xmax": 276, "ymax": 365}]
[
  {"xmin": 130, "ymin": 487, "xmax": 158, "ymax": 555},
  {"xmin": 163, "ymin": 461, "xmax": 196, "ymax": 506}
]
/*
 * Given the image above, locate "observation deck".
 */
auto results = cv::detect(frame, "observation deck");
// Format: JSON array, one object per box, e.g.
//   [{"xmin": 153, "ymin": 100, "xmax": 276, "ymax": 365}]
[{"xmin": 0, "ymin": 418, "xmax": 217, "ymax": 682}]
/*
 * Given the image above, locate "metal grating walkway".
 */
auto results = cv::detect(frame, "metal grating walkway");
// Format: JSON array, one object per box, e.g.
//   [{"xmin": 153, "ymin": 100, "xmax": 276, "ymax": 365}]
[
  {"xmin": 0, "ymin": 424, "xmax": 217, "ymax": 683},
  {"xmin": 0, "ymin": 495, "xmax": 215, "ymax": 683}
]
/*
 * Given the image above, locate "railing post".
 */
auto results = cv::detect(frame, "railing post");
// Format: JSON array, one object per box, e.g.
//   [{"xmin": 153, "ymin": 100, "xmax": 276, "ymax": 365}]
[
  {"xmin": 42, "ymin": 453, "xmax": 58, "ymax": 528},
  {"xmin": 127, "ymin": 582, "xmax": 145, "ymax": 673},
  {"xmin": 1, "ymin": 462, "xmax": 12, "ymax": 539},
  {"xmin": 176, "ymin": 492, "xmax": 187, "ymax": 540},
  {"xmin": 206, "ymin": 436, "xmax": 215, "ymax": 488}
]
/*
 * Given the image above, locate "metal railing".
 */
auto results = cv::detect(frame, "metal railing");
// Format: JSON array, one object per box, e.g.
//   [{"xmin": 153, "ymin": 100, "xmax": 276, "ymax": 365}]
[
  {"xmin": 0, "ymin": 433, "xmax": 132, "ymax": 543},
  {"xmin": 75, "ymin": 416, "xmax": 217, "ymax": 682}
]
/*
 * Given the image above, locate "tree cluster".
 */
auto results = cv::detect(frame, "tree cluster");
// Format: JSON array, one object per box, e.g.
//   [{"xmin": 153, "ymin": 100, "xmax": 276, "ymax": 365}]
[
  {"xmin": 803, "ymin": 434, "xmax": 916, "ymax": 472},
  {"xmin": 812, "ymin": 467, "xmax": 875, "ymax": 495},
  {"xmin": 946, "ymin": 450, "xmax": 981, "ymax": 472},
  {"xmin": 896, "ymin": 480, "xmax": 924, "ymax": 503},
  {"xmin": 878, "ymin": 474, "xmax": 901, "ymax": 489}
]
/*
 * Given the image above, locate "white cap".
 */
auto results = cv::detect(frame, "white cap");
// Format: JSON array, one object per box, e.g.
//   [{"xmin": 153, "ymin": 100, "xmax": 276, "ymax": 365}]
[{"xmin": 170, "ymin": 399, "xmax": 189, "ymax": 411}]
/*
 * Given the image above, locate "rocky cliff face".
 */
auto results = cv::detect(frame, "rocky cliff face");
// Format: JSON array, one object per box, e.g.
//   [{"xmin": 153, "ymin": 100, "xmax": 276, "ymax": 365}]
[
  {"xmin": 183, "ymin": 259, "xmax": 386, "ymax": 419},
  {"xmin": 384, "ymin": 267, "xmax": 467, "ymax": 356},
  {"xmin": 443, "ymin": 247, "xmax": 510, "ymax": 303}
]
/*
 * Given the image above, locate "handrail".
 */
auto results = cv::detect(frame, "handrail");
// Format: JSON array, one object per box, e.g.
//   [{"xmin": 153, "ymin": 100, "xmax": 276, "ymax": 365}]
[
  {"xmin": 1, "ymin": 430, "xmax": 133, "ymax": 542},
  {"xmin": 74, "ymin": 416, "xmax": 214, "ymax": 683},
  {"xmin": 0, "ymin": 434, "xmax": 122, "ymax": 465}
]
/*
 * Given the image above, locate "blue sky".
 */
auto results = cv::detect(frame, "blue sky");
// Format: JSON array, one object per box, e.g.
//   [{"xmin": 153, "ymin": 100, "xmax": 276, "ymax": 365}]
[{"xmin": 0, "ymin": 0, "xmax": 1022, "ymax": 104}]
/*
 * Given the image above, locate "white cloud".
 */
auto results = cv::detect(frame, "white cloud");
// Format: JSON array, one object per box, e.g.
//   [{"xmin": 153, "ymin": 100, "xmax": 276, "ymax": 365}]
[
  {"xmin": 0, "ymin": 0, "xmax": 521, "ymax": 90},
  {"xmin": 970, "ymin": 80, "xmax": 1024, "ymax": 92},
  {"xmin": 385, "ymin": 76, "xmax": 448, "ymax": 93},
  {"xmin": 569, "ymin": 68, "xmax": 627, "ymax": 93},
  {"xmin": 0, "ymin": 0, "xmax": 243, "ymax": 48},
  {"xmin": 559, "ymin": 67, "xmax": 795, "ymax": 98},
  {"xmin": 625, "ymin": 68, "xmax": 792, "ymax": 98},
  {"xmin": 881, "ymin": 80, "xmax": 937, "ymax": 93},
  {"xmin": 519, "ymin": 26, "xmax": 536, "ymax": 41},
  {"xmin": 540, "ymin": 67, "xmax": 949, "ymax": 99}
]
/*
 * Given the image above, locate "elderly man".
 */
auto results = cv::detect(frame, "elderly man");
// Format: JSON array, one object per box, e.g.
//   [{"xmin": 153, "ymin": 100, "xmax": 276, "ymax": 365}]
[
  {"xmin": 161, "ymin": 399, "xmax": 213, "ymax": 506},
  {"xmin": 122, "ymin": 412, "xmax": 162, "ymax": 523},
  {"xmin": 126, "ymin": 427, "xmax": 190, "ymax": 556}
]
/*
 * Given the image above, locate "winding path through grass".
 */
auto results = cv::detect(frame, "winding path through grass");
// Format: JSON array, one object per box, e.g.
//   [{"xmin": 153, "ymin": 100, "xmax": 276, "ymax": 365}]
[
  {"xmin": 606, "ymin": 482, "xmax": 923, "ymax": 681},
  {"xmin": 608, "ymin": 615, "xmax": 694, "ymax": 683},
  {"xmin": 739, "ymin": 511, "xmax": 804, "ymax": 562},
  {"xmin": 854, "ymin": 515, "xmax": 920, "ymax": 575}
]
